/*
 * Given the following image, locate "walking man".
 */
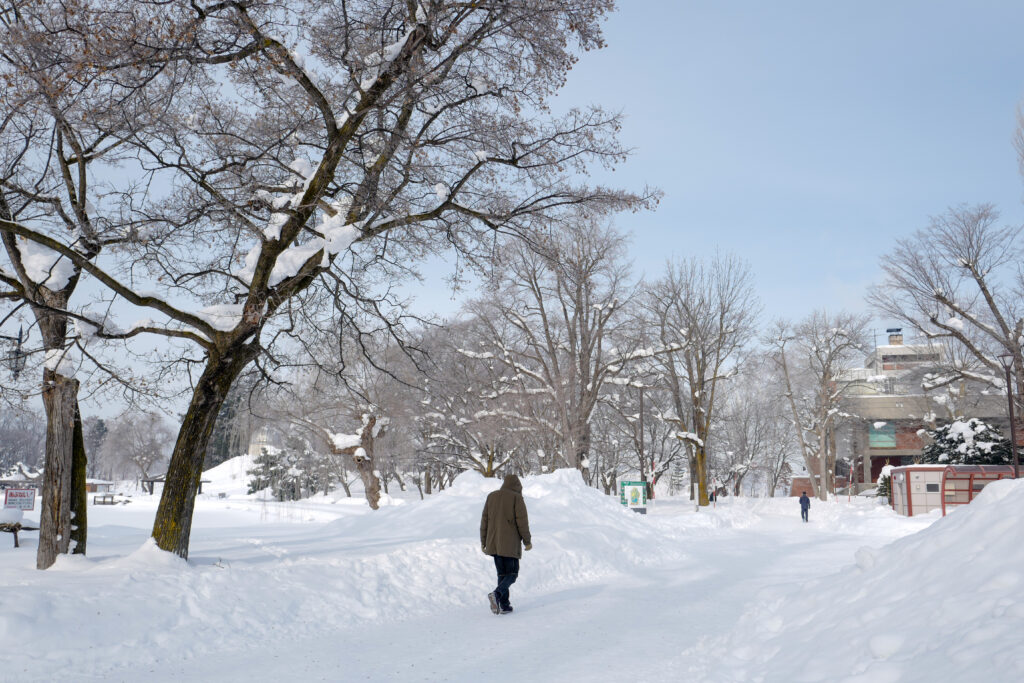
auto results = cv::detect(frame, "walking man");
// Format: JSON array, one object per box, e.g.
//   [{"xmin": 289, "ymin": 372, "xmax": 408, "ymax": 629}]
[
  {"xmin": 481, "ymin": 474, "xmax": 532, "ymax": 615},
  {"xmin": 799, "ymin": 491, "xmax": 811, "ymax": 523}
]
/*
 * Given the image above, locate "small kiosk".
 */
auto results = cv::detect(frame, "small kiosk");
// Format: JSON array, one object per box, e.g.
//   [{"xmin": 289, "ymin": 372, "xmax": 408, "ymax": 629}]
[
  {"xmin": 890, "ymin": 465, "xmax": 946, "ymax": 516},
  {"xmin": 891, "ymin": 464, "xmax": 1015, "ymax": 517}
]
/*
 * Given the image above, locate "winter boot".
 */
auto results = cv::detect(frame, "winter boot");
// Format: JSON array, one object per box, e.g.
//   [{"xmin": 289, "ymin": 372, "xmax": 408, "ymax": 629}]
[
  {"xmin": 487, "ymin": 592, "xmax": 500, "ymax": 615},
  {"xmin": 499, "ymin": 604, "xmax": 513, "ymax": 614}
]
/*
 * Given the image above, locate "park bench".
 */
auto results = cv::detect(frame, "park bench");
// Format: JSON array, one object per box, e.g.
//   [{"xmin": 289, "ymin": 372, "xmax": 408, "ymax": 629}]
[
  {"xmin": 93, "ymin": 493, "xmax": 116, "ymax": 505},
  {"xmin": 0, "ymin": 522, "xmax": 39, "ymax": 548}
]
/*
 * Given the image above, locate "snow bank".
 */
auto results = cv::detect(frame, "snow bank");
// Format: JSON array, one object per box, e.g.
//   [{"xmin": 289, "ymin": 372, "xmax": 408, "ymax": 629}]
[
  {"xmin": 0, "ymin": 508, "xmax": 24, "ymax": 524},
  {"xmin": 0, "ymin": 470, "xmax": 688, "ymax": 678},
  {"xmin": 683, "ymin": 479, "xmax": 1024, "ymax": 681},
  {"xmin": 201, "ymin": 453, "xmax": 258, "ymax": 497}
]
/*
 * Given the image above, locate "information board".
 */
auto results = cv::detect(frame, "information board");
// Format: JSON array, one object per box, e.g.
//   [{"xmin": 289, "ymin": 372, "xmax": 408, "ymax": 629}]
[
  {"xmin": 619, "ymin": 480, "xmax": 647, "ymax": 512},
  {"xmin": 4, "ymin": 488, "xmax": 36, "ymax": 511}
]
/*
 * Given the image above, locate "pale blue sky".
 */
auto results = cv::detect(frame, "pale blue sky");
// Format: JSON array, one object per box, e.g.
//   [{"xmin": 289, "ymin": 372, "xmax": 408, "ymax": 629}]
[
  {"xmin": 534, "ymin": 0, "xmax": 1024, "ymax": 326},
  {"xmin": 18, "ymin": 2, "xmax": 1024, "ymax": 418}
]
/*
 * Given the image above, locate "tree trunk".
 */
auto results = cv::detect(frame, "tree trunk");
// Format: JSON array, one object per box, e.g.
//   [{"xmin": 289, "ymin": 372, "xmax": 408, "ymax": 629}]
[
  {"xmin": 828, "ymin": 425, "xmax": 838, "ymax": 494},
  {"xmin": 352, "ymin": 418, "xmax": 381, "ymax": 510},
  {"xmin": 695, "ymin": 446, "xmax": 709, "ymax": 506},
  {"xmin": 37, "ymin": 371, "xmax": 78, "ymax": 569},
  {"xmin": 355, "ymin": 457, "xmax": 381, "ymax": 509},
  {"xmin": 424, "ymin": 468, "xmax": 432, "ymax": 495},
  {"xmin": 818, "ymin": 427, "xmax": 828, "ymax": 502},
  {"xmin": 70, "ymin": 403, "xmax": 88, "ymax": 555},
  {"xmin": 577, "ymin": 423, "xmax": 592, "ymax": 483},
  {"xmin": 688, "ymin": 452, "xmax": 696, "ymax": 501},
  {"xmin": 152, "ymin": 347, "xmax": 257, "ymax": 558}
]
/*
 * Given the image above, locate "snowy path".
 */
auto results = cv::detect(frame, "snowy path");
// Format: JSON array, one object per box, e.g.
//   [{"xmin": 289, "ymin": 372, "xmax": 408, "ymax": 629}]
[
  {"xmin": 112, "ymin": 504, "xmax": 910, "ymax": 682},
  {"xmin": 7, "ymin": 472, "xmax": 957, "ymax": 683}
]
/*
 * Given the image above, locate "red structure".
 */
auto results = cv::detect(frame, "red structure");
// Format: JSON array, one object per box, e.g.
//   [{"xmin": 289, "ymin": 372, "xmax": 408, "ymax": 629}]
[
  {"xmin": 939, "ymin": 465, "xmax": 1015, "ymax": 516},
  {"xmin": 890, "ymin": 464, "xmax": 1015, "ymax": 517}
]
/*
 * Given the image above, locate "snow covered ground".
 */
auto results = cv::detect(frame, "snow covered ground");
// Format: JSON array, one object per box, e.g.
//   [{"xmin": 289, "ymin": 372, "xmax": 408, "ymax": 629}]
[{"xmin": 2, "ymin": 464, "xmax": 1021, "ymax": 682}]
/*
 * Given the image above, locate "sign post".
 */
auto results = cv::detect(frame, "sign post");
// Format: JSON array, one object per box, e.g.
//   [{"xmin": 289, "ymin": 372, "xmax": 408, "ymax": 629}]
[
  {"xmin": 4, "ymin": 488, "xmax": 36, "ymax": 511},
  {"xmin": 619, "ymin": 480, "xmax": 647, "ymax": 515}
]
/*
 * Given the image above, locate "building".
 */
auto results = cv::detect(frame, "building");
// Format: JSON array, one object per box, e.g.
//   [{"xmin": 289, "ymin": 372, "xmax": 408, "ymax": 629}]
[
  {"xmin": 85, "ymin": 479, "xmax": 115, "ymax": 493},
  {"xmin": 889, "ymin": 464, "xmax": 1015, "ymax": 516},
  {"xmin": 840, "ymin": 329, "xmax": 1010, "ymax": 489},
  {"xmin": 247, "ymin": 425, "xmax": 283, "ymax": 457},
  {"xmin": 789, "ymin": 475, "xmax": 848, "ymax": 497}
]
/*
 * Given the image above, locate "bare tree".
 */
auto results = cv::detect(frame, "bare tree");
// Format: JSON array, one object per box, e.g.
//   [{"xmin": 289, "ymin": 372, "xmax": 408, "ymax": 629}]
[
  {"xmin": 0, "ymin": 1, "xmax": 176, "ymax": 565},
  {"xmin": 1, "ymin": 1, "xmax": 651, "ymax": 558},
  {"xmin": 99, "ymin": 411, "xmax": 174, "ymax": 480},
  {"xmin": 419, "ymin": 322, "xmax": 531, "ymax": 477},
  {"xmin": 766, "ymin": 312, "xmax": 870, "ymax": 501},
  {"xmin": 715, "ymin": 357, "xmax": 796, "ymax": 497},
  {"xmin": 602, "ymin": 378, "xmax": 684, "ymax": 496},
  {"xmin": 641, "ymin": 254, "xmax": 759, "ymax": 506},
  {"xmin": 0, "ymin": 404, "xmax": 46, "ymax": 470},
  {"xmin": 470, "ymin": 220, "xmax": 657, "ymax": 479},
  {"xmin": 868, "ymin": 204, "xmax": 1024, "ymax": 406}
]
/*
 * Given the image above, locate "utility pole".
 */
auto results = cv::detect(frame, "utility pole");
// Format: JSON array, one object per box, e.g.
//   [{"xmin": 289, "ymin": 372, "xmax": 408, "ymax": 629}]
[
  {"xmin": 639, "ymin": 384, "xmax": 649, "ymax": 497},
  {"xmin": 998, "ymin": 354, "xmax": 1019, "ymax": 478}
]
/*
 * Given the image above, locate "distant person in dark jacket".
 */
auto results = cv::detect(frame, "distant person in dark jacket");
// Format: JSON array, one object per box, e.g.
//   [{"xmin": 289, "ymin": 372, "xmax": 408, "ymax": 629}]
[
  {"xmin": 480, "ymin": 474, "xmax": 532, "ymax": 615},
  {"xmin": 799, "ymin": 492, "xmax": 811, "ymax": 522}
]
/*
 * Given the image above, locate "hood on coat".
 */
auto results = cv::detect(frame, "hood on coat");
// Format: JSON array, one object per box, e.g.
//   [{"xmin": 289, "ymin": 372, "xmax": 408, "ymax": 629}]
[{"xmin": 500, "ymin": 474, "xmax": 522, "ymax": 494}]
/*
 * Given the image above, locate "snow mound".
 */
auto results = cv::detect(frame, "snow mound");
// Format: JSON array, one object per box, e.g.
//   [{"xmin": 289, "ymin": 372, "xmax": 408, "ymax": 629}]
[
  {"xmin": 0, "ymin": 508, "xmax": 24, "ymax": 524},
  {"xmin": 201, "ymin": 453, "xmax": 259, "ymax": 497},
  {"xmin": 324, "ymin": 469, "xmax": 691, "ymax": 588},
  {"xmin": 683, "ymin": 479, "xmax": 1024, "ymax": 681},
  {"xmin": 0, "ymin": 469, "xmax": 689, "ymax": 678}
]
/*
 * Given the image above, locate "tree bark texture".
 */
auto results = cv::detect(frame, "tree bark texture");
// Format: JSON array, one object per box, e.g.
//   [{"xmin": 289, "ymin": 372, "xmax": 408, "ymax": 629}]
[
  {"xmin": 695, "ymin": 448, "xmax": 709, "ymax": 506},
  {"xmin": 37, "ymin": 371, "xmax": 79, "ymax": 569},
  {"xmin": 333, "ymin": 415, "xmax": 382, "ymax": 510},
  {"xmin": 689, "ymin": 453, "xmax": 696, "ymax": 501},
  {"xmin": 70, "ymin": 404, "xmax": 88, "ymax": 555},
  {"xmin": 353, "ymin": 416, "xmax": 381, "ymax": 510},
  {"xmin": 152, "ymin": 347, "xmax": 257, "ymax": 558},
  {"xmin": 818, "ymin": 426, "xmax": 829, "ymax": 502}
]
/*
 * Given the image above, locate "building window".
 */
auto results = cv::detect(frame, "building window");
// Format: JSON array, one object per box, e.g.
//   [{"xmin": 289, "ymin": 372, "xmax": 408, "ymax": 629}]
[
  {"xmin": 926, "ymin": 483, "xmax": 939, "ymax": 493},
  {"xmin": 869, "ymin": 422, "xmax": 896, "ymax": 448}
]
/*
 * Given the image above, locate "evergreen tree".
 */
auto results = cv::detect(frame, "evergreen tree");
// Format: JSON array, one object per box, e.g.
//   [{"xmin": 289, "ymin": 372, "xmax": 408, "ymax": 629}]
[
  {"xmin": 246, "ymin": 440, "xmax": 322, "ymax": 502},
  {"xmin": 876, "ymin": 473, "xmax": 891, "ymax": 499},
  {"xmin": 247, "ymin": 448, "xmax": 284, "ymax": 496},
  {"xmin": 921, "ymin": 418, "xmax": 1012, "ymax": 465},
  {"xmin": 83, "ymin": 418, "xmax": 107, "ymax": 463}
]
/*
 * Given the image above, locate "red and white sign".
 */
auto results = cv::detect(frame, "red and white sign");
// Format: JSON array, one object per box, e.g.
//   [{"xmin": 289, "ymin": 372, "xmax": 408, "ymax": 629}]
[{"xmin": 4, "ymin": 488, "xmax": 36, "ymax": 511}]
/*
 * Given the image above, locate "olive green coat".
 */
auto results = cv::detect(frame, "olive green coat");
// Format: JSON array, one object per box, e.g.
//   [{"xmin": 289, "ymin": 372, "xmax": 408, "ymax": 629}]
[{"xmin": 480, "ymin": 474, "xmax": 532, "ymax": 558}]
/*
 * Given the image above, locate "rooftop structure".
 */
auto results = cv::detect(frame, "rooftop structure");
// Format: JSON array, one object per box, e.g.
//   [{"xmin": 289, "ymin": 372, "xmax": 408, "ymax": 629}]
[{"xmin": 839, "ymin": 329, "xmax": 1010, "ymax": 488}]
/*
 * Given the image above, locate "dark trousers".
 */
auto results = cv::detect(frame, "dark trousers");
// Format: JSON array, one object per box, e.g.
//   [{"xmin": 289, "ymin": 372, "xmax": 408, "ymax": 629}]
[
  {"xmin": 801, "ymin": 508, "xmax": 809, "ymax": 522},
  {"xmin": 493, "ymin": 555, "xmax": 519, "ymax": 609}
]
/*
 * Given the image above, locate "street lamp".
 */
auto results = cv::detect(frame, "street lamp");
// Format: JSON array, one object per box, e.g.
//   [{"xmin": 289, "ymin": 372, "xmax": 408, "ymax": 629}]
[
  {"xmin": 1, "ymin": 326, "xmax": 27, "ymax": 380},
  {"xmin": 998, "ymin": 353, "xmax": 1019, "ymax": 478}
]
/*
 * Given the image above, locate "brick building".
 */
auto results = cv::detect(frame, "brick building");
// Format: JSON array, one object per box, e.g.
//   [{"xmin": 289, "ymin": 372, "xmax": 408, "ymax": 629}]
[{"xmin": 840, "ymin": 330, "xmax": 1010, "ymax": 490}]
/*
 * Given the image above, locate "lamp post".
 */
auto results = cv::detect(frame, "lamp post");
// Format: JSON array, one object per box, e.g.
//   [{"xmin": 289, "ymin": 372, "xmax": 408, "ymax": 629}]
[
  {"xmin": 998, "ymin": 353, "xmax": 1019, "ymax": 478},
  {"xmin": 1, "ymin": 325, "xmax": 27, "ymax": 380}
]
